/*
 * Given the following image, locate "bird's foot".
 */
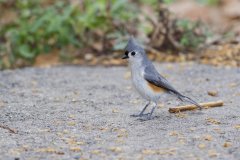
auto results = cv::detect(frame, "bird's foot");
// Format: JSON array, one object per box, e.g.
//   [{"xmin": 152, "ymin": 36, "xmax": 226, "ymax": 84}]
[
  {"xmin": 131, "ymin": 112, "xmax": 155, "ymax": 121},
  {"xmin": 138, "ymin": 114, "xmax": 155, "ymax": 121},
  {"xmin": 130, "ymin": 113, "xmax": 150, "ymax": 117}
]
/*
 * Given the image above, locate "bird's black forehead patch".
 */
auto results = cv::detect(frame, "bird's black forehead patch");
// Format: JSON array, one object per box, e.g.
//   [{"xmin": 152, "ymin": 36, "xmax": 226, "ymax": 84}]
[{"xmin": 125, "ymin": 50, "xmax": 129, "ymax": 55}]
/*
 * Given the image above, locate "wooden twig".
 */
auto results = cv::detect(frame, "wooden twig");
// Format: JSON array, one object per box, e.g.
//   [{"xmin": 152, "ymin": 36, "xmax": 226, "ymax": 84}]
[
  {"xmin": 169, "ymin": 100, "xmax": 224, "ymax": 113},
  {"xmin": 0, "ymin": 124, "xmax": 18, "ymax": 134}
]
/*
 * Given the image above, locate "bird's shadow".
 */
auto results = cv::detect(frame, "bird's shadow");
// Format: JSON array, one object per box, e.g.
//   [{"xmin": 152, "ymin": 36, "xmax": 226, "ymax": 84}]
[{"xmin": 134, "ymin": 109, "xmax": 204, "ymax": 122}]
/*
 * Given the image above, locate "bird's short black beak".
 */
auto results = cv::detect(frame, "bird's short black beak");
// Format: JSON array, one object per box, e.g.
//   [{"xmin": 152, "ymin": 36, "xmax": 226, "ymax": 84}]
[
  {"xmin": 122, "ymin": 55, "xmax": 129, "ymax": 59},
  {"xmin": 122, "ymin": 51, "xmax": 129, "ymax": 59}
]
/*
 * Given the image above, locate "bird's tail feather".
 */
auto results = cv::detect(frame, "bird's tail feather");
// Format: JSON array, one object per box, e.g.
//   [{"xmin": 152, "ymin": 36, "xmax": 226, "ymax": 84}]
[{"xmin": 177, "ymin": 94, "xmax": 203, "ymax": 110}]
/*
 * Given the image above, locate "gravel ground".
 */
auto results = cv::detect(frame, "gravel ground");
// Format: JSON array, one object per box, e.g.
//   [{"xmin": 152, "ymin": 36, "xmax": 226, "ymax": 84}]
[{"xmin": 0, "ymin": 63, "xmax": 239, "ymax": 160}]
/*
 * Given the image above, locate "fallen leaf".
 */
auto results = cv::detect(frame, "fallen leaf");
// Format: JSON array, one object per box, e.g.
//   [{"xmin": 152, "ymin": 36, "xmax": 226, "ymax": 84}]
[
  {"xmin": 115, "ymin": 138, "xmax": 125, "ymax": 144},
  {"xmin": 84, "ymin": 53, "xmax": 94, "ymax": 61},
  {"xmin": 203, "ymin": 135, "xmax": 213, "ymax": 141},
  {"xmin": 157, "ymin": 148, "xmax": 176, "ymax": 155},
  {"xmin": 68, "ymin": 122, "xmax": 76, "ymax": 126},
  {"xmin": 117, "ymin": 133, "xmax": 128, "ymax": 138},
  {"xmin": 189, "ymin": 127, "xmax": 196, "ymax": 131},
  {"xmin": 213, "ymin": 128, "xmax": 223, "ymax": 134},
  {"xmin": 198, "ymin": 143, "xmax": 206, "ymax": 149},
  {"xmin": 71, "ymin": 99, "xmax": 77, "ymax": 102},
  {"xmin": 117, "ymin": 128, "xmax": 127, "ymax": 133},
  {"xmin": 63, "ymin": 130, "xmax": 69, "ymax": 134},
  {"xmin": 109, "ymin": 147, "xmax": 122, "ymax": 153},
  {"xmin": 229, "ymin": 83, "xmax": 238, "ymax": 88},
  {"xmin": 68, "ymin": 114, "xmax": 75, "ymax": 118},
  {"xmin": 142, "ymin": 149, "xmax": 156, "ymax": 155},
  {"xmin": 112, "ymin": 128, "xmax": 119, "ymax": 132},
  {"xmin": 158, "ymin": 103, "xmax": 164, "ymax": 108},
  {"xmin": 34, "ymin": 50, "xmax": 60, "ymax": 67},
  {"xmin": 99, "ymin": 127, "xmax": 108, "ymax": 131},
  {"xmin": 70, "ymin": 147, "xmax": 82, "ymax": 152},
  {"xmin": 57, "ymin": 132, "xmax": 63, "ymax": 137},
  {"xmin": 76, "ymin": 141, "xmax": 85, "ymax": 145},
  {"xmin": 207, "ymin": 91, "xmax": 218, "ymax": 96},
  {"xmin": 206, "ymin": 118, "xmax": 221, "ymax": 124},
  {"xmin": 112, "ymin": 109, "xmax": 119, "ymax": 113},
  {"xmin": 38, "ymin": 129, "xmax": 50, "ymax": 132},
  {"xmin": 36, "ymin": 148, "xmax": 64, "ymax": 155},
  {"xmin": 63, "ymin": 138, "xmax": 77, "ymax": 145},
  {"xmin": 169, "ymin": 131, "xmax": 179, "ymax": 136},
  {"xmin": 178, "ymin": 138, "xmax": 185, "ymax": 144},
  {"xmin": 208, "ymin": 150, "xmax": 218, "ymax": 157},
  {"xmin": 91, "ymin": 150, "xmax": 101, "ymax": 154},
  {"xmin": 175, "ymin": 112, "xmax": 187, "ymax": 118},
  {"xmin": 234, "ymin": 124, "xmax": 240, "ymax": 129},
  {"xmin": 130, "ymin": 99, "xmax": 140, "ymax": 104},
  {"xmin": 92, "ymin": 42, "xmax": 103, "ymax": 52},
  {"xmin": 223, "ymin": 142, "xmax": 232, "ymax": 148}
]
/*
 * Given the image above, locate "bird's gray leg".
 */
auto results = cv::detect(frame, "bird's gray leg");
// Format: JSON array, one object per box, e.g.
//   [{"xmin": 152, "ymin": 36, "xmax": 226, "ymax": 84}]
[
  {"xmin": 149, "ymin": 103, "xmax": 157, "ymax": 117},
  {"xmin": 131, "ymin": 101, "xmax": 150, "ymax": 117},
  {"xmin": 139, "ymin": 102, "xmax": 157, "ymax": 121}
]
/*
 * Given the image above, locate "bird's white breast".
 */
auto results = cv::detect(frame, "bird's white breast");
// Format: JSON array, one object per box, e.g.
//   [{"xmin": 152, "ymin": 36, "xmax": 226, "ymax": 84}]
[{"xmin": 130, "ymin": 65, "xmax": 161, "ymax": 102}]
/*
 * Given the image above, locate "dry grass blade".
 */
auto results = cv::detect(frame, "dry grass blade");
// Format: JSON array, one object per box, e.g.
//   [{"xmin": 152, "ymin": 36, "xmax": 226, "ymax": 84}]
[{"xmin": 0, "ymin": 124, "xmax": 18, "ymax": 134}]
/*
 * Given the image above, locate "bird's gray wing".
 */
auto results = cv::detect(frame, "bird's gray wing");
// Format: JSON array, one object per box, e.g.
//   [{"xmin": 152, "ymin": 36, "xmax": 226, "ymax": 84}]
[
  {"xmin": 144, "ymin": 64, "xmax": 203, "ymax": 109},
  {"xmin": 143, "ymin": 65, "xmax": 180, "ymax": 95}
]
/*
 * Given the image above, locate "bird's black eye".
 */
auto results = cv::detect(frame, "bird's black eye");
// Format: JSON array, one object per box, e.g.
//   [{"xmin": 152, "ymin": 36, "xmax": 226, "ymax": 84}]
[
  {"xmin": 125, "ymin": 51, "xmax": 128, "ymax": 55},
  {"xmin": 131, "ymin": 51, "xmax": 136, "ymax": 56}
]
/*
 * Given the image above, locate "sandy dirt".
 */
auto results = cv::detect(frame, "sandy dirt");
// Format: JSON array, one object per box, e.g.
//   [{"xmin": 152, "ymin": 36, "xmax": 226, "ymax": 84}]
[{"xmin": 0, "ymin": 63, "xmax": 239, "ymax": 160}]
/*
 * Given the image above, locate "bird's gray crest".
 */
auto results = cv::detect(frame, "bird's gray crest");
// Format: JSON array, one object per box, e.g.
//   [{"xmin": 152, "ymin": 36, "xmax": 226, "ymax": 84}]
[{"xmin": 124, "ymin": 37, "xmax": 145, "ymax": 53}]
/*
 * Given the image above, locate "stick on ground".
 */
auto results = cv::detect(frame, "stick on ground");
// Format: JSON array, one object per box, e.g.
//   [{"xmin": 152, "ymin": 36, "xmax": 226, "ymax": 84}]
[{"xmin": 169, "ymin": 100, "xmax": 224, "ymax": 113}]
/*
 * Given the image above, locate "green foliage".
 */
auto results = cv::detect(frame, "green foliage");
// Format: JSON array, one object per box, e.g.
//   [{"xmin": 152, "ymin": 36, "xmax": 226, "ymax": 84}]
[
  {"xmin": 0, "ymin": 0, "xmax": 211, "ymax": 69},
  {"xmin": 1, "ymin": 1, "xmax": 78, "ymax": 68},
  {"xmin": 196, "ymin": 0, "xmax": 220, "ymax": 6},
  {"xmin": 176, "ymin": 19, "xmax": 206, "ymax": 50},
  {"xmin": 139, "ymin": 0, "xmax": 175, "ymax": 8},
  {"xmin": 163, "ymin": 0, "xmax": 176, "ymax": 4},
  {"xmin": 140, "ymin": 0, "xmax": 158, "ymax": 6},
  {"xmin": 0, "ymin": 0, "xmax": 137, "ymax": 69}
]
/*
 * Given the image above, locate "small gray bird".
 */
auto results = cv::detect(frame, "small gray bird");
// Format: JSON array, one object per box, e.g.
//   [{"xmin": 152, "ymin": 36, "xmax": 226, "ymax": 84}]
[{"xmin": 122, "ymin": 37, "xmax": 202, "ymax": 120}]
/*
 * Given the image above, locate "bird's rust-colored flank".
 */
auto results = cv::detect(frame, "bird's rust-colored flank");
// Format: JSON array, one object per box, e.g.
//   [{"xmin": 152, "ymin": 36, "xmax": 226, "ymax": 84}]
[{"xmin": 147, "ymin": 82, "xmax": 166, "ymax": 92}]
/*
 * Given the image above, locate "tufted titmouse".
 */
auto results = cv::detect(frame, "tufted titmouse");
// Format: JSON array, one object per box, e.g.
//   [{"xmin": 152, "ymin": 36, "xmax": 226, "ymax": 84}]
[{"xmin": 122, "ymin": 37, "xmax": 202, "ymax": 120}]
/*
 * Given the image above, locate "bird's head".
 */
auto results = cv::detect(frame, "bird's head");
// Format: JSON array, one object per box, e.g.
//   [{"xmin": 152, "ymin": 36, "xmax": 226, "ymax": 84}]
[{"xmin": 122, "ymin": 37, "xmax": 147, "ymax": 64}]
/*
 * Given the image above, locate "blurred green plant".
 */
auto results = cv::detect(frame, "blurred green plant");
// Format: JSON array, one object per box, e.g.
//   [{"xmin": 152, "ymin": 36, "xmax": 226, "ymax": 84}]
[
  {"xmin": 0, "ymin": 0, "xmax": 212, "ymax": 69},
  {"xmin": 139, "ymin": 0, "xmax": 175, "ymax": 8},
  {"xmin": 176, "ymin": 19, "xmax": 207, "ymax": 50},
  {"xmin": 0, "ymin": 0, "xmax": 137, "ymax": 69},
  {"xmin": 163, "ymin": 0, "xmax": 176, "ymax": 4},
  {"xmin": 197, "ymin": 0, "xmax": 220, "ymax": 6}
]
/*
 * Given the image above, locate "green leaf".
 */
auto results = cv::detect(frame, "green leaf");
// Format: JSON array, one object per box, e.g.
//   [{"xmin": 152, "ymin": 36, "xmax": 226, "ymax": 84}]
[{"xmin": 18, "ymin": 45, "xmax": 35, "ymax": 59}]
